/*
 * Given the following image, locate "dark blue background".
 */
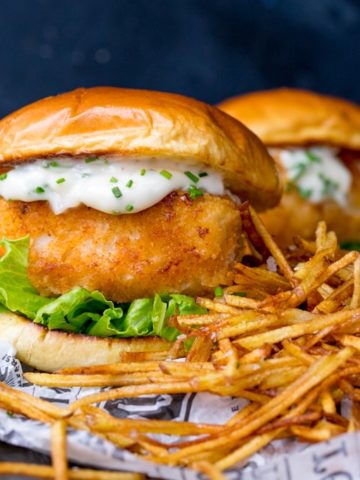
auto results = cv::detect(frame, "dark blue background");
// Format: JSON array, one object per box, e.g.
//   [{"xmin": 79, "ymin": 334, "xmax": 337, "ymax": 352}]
[{"xmin": 1, "ymin": 0, "xmax": 360, "ymax": 117}]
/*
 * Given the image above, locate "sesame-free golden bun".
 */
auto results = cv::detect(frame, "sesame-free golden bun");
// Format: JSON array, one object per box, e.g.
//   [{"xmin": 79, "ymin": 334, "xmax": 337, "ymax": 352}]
[
  {"xmin": 219, "ymin": 88, "xmax": 360, "ymax": 244},
  {"xmin": 0, "ymin": 87, "xmax": 280, "ymax": 210},
  {"xmin": 0, "ymin": 311, "xmax": 170, "ymax": 372},
  {"xmin": 218, "ymin": 88, "xmax": 360, "ymax": 149},
  {"xmin": 0, "ymin": 87, "xmax": 282, "ymax": 371}
]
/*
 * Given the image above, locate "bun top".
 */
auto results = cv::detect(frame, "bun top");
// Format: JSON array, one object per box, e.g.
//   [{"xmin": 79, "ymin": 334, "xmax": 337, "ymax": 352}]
[
  {"xmin": 218, "ymin": 88, "xmax": 360, "ymax": 149},
  {"xmin": 0, "ymin": 87, "xmax": 280, "ymax": 209}
]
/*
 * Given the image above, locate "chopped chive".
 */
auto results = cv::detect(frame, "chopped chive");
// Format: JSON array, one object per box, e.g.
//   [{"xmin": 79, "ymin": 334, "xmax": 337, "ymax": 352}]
[
  {"xmin": 0, "ymin": 173, "xmax": 7, "ymax": 181},
  {"xmin": 126, "ymin": 179, "xmax": 134, "ymax": 188},
  {"xmin": 43, "ymin": 160, "xmax": 59, "ymax": 168},
  {"xmin": 160, "ymin": 170, "xmax": 172, "ymax": 180},
  {"xmin": 292, "ymin": 162, "xmax": 307, "ymax": 181},
  {"xmin": 112, "ymin": 186, "xmax": 122, "ymax": 198},
  {"xmin": 85, "ymin": 156, "xmax": 99, "ymax": 163},
  {"xmin": 35, "ymin": 186, "xmax": 45, "ymax": 194},
  {"xmin": 110, "ymin": 176, "xmax": 118, "ymax": 183},
  {"xmin": 140, "ymin": 168, "xmax": 146, "ymax": 176},
  {"xmin": 125, "ymin": 204, "xmax": 134, "ymax": 212},
  {"xmin": 199, "ymin": 172, "xmax": 208, "ymax": 177},
  {"xmin": 297, "ymin": 186, "xmax": 313, "ymax": 199},
  {"xmin": 187, "ymin": 185, "xmax": 204, "ymax": 200},
  {"xmin": 56, "ymin": 178, "xmax": 66, "ymax": 184},
  {"xmin": 233, "ymin": 291, "xmax": 247, "ymax": 297},
  {"xmin": 6, "ymin": 411, "xmax": 14, "ymax": 417},
  {"xmin": 305, "ymin": 151, "xmax": 321, "ymax": 163},
  {"xmin": 318, "ymin": 173, "xmax": 339, "ymax": 197},
  {"xmin": 184, "ymin": 171, "xmax": 199, "ymax": 183},
  {"xmin": 214, "ymin": 286, "xmax": 224, "ymax": 298}
]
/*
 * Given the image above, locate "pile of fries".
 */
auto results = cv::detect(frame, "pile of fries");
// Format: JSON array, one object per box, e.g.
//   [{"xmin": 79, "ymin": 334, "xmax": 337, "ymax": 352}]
[{"xmin": 2, "ymin": 204, "xmax": 360, "ymax": 479}]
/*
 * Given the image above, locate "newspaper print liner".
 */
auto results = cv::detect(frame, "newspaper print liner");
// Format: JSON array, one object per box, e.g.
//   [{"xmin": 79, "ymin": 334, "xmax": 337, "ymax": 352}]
[{"xmin": 1, "ymin": 340, "xmax": 360, "ymax": 480}]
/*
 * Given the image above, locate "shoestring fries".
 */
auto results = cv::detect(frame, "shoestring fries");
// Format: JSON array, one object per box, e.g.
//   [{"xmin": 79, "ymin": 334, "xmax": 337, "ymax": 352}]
[
  {"xmin": 5, "ymin": 206, "xmax": 360, "ymax": 478},
  {"xmin": 0, "ymin": 463, "xmax": 144, "ymax": 479}
]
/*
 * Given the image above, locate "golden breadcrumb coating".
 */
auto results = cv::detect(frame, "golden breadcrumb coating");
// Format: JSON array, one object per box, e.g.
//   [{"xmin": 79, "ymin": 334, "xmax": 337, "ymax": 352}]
[
  {"xmin": 260, "ymin": 151, "xmax": 360, "ymax": 245},
  {"xmin": 0, "ymin": 193, "xmax": 242, "ymax": 302}
]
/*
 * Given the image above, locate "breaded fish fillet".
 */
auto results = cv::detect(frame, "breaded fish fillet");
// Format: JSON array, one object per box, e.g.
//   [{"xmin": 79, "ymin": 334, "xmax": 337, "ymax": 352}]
[
  {"xmin": 0, "ymin": 193, "xmax": 242, "ymax": 302},
  {"xmin": 260, "ymin": 152, "xmax": 360, "ymax": 245}
]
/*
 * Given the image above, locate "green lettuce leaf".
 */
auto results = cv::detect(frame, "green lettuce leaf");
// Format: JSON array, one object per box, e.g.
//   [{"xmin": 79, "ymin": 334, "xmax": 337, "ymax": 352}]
[
  {"xmin": 0, "ymin": 236, "xmax": 207, "ymax": 340},
  {"xmin": 0, "ymin": 238, "xmax": 51, "ymax": 319},
  {"xmin": 152, "ymin": 294, "xmax": 178, "ymax": 342},
  {"xmin": 34, "ymin": 287, "xmax": 124, "ymax": 334}
]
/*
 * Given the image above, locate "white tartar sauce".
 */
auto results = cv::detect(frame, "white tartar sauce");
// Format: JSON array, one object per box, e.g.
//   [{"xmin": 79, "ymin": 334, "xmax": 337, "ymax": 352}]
[
  {"xmin": 0, "ymin": 156, "xmax": 224, "ymax": 215},
  {"xmin": 279, "ymin": 146, "xmax": 351, "ymax": 206}
]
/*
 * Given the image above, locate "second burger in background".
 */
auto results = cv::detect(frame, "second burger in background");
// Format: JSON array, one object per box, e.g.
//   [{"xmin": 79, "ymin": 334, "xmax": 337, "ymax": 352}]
[
  {"xmin": 0, "ymin": 87, "xmax": 280, "ymax": 371},
  {"xmin": 219, "ymin": 88, "xmax": 360, "ymax": 246}
]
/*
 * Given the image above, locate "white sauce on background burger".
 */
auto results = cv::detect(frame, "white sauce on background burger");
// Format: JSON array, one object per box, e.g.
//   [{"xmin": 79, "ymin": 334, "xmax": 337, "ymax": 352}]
[
  {"xmin": 278, "ymin": 146, "xmax": 351, "ymax": 206},
  {"xmin": 0, "ymin": 156, "xmax": 224, "ymax": 215}
]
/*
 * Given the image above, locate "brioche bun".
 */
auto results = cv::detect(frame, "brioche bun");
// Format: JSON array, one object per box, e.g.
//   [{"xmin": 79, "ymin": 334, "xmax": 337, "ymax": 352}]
[
  {"xmin": 0, "ymin": 311, "xmax": 170, "ymax": 372},
  {"xmin": 0, "ymin": 87, "xmax": 280, "ymax": 210},
  {"xmin": 219, "ymin": 88, "xmax": 360, "ymax": 244},
  {"xmin": 218, "ymin": 88, "xmax": 360, "ymax": 149},
  {"xmin": 0, "ymin": 87, "xmax": 281, "ymax": 370}
]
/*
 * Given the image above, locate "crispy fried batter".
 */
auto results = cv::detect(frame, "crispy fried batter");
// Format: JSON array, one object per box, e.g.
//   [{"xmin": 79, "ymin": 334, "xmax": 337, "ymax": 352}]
[{"xmin": 0, "ymin": 193, "xmax": 242, "ymax": 302}]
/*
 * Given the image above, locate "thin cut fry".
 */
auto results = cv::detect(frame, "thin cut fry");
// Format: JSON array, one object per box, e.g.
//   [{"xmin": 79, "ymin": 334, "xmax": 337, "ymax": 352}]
[
  {"xmin": 51, "ymin": 420, "xmax": 68, "ymax": 480},
  {"xmin": 282, "ymin": 340, "xmax": 315, "ymax": 365},
  {"xmin": 223, "ymin": 294, "xmax": 260, "ymax": 309},
  {"xmin": 226, "ymin": 403, "xmax": 259, "ymax": 426},
  {"xmin": 0, "ymin": 463, "xmax": 143, "ymax": 479},
  {"xmin": 0, "ymin": 382, "xmax": 65, "ymax": 419},
  {"xmin": 338, "ymin": 334, "xmax": 360, "ymax": 351},
  {"xmin": 0, "ymin": 390, "xmax": 54, "ymax": 423},
  {"xmin": 233, "ymin": 263, "xmax": 290, "ymax": 293},
  {"xmin": 67, "ymin": 383, "xmax": 196, "ymax": 413},
  {"xmin": 196, "ymin": 297, "xmax": 241, "ymax": 314},
  {"xmin": 187, "ymin": 336, "xmax": 213, "ymax": 362},
  {"xmin": 315, "ymin": 221, "xmax": 327, "ymax": 250},
  {"xmin": 25, "ymin": 371, "xmax": 199, "ymax": 387},
  {"xmin": 319, "ymin": 390, "xmax": 336, "ymax": 415},
  {"xmin": 291, "ymin": 425, "xmax": 332, "ymax": 442},
  {"xmin": 217, "ymin": 430, "xmax": 283, "ymax": 470},
  {"xmin": 58, "ymin": 362, "xmax": 162, "ymax": 375},
  {"xmin": 161, "ymin": 348, "xmax": 354, "ymax": 464},
  {"xmin": 237, "ymin": 309, "xmax": 360, "ymax": 350},
  {"xmin": 192, "ymin": 461, "xmax": 227, "ymax": 480},
  {"xmin": 248, "ymin": 205, "xmax": 294, "ymax": 283},
  {"xmin": 84, "ymin": 410, "xmax": 222, "ymax": 436}
]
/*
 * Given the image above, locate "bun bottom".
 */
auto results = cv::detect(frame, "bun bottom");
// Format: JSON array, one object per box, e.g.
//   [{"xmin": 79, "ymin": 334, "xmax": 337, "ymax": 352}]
[{"xmin": 0, "ymin": 313, "xmax": 170, "ymax": 372}]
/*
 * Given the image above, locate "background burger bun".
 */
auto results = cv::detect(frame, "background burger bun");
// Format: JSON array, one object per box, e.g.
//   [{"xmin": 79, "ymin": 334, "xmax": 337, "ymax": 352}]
[
  {"xmin": 0, "ymin": 87, "xmax": 280, "ymax": 210},
  {"xmin": 0, "ymin": 312, "xmax": 170, "ymax": 372},
  {"xmin": 218, "ymin": 88, "xmax": 360, "ymax": 149}
]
